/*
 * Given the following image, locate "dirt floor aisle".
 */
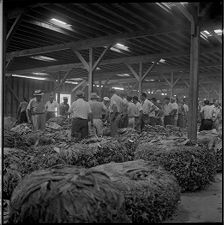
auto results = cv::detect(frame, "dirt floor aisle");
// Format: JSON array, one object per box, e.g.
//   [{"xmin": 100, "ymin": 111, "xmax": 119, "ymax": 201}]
[{"xmin": 164, "ymin": 173, "xmax": 222, "ymax": 223}]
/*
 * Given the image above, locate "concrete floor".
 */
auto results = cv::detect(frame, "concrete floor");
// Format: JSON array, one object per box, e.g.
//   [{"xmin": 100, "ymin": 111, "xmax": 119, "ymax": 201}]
[{"xmin": 164, "ymin": 173, "xmax": 223, "ymax": 223}]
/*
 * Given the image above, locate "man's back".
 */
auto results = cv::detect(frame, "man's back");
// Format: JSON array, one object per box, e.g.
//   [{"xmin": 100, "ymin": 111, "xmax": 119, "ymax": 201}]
[
  {"xmin": 128, "ymin": 102, "xmax": 137, "ymax": 117},
  {"xmin": 70, "ymin": 98, "xmax": 91, "ymax": 119},
  {"xmin": 89, "ymin": 100, "xmax": 104, "ymax": 119},
  {"xmin": 111, "ymin": 94, "xmax": 123, "ymax": 113}
]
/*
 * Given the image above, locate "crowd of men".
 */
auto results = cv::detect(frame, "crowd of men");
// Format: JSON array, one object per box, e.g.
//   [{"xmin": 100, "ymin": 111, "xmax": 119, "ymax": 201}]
[{"xmin": 16, "ymin": 88, "xmax": 222, "ymax": 141}]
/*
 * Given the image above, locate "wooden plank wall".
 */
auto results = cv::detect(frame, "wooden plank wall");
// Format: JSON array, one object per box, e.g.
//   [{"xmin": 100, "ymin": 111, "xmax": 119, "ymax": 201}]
[{"xmin": 4, "ymin": 77, "xmax": 55, "ymax": 117}]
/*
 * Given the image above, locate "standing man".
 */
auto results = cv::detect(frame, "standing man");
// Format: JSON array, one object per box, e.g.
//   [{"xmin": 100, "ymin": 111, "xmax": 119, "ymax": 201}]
[
  {"xmin": 170, "ymin": 97, "xmax": 179, "ymax": 126},
  {"xmin": 150, "ymin": 98, "xmax": 159, "ymax": 126},
  {"xmin": 45, "ymin": 93, "xmax": 59, "ymax": 121},
  {"xmin": 127, "ymin": 96, "xmax": 138, "ymax": 129},
  {"xmin": 68, "ymin": 91, "xmax": 93, "ymax": 141},
  {"xmin": 27, "ymin": 90, "xmax": 46, "ymax": 131},
  {"xmin": 59, "ymin": 97, "xmax": 70, "ymax": 117},
  {"xmin": 17, "ymin": 97, "xmax": 28, "ymax": 124},
  {"xmin": 199, "ymin": 100, "xmax": 215, "ymax": 131},
  {"xmin": 163, "ymin": 97, "xmax": 172, "ymax": 127},
  {"xmin": 110, "ymin": 89, "xmax": 123, "ymax": 128},
  {"xmin": 133, "ymin": 96, "xmax": 143, "ymax": 132},
  {"xmin": 182, "ymin": 98, "xmax": 189, "ymax": 128},
  {"xmin": 109, "ymin": 98, "xmax": 119, "ymax": 137},
  {"xmin": 89, "ymin": 93, "xmax": 107, "ymax": 137},
  {"xmin": 120, "ymin": 94, "xmax": 129, "ymax": 128},
  {"xmin": 102, "ymin": 97, "xmax": 110, "ymax": 122},
  {"xmin": 141, "ymin": 93, "xmax": 157, "ymax": 130}
]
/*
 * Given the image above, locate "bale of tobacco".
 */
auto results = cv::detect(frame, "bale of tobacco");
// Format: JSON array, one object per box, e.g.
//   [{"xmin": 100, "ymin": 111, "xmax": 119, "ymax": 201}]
[
  {"xmin": 4, "ymin": 116, "xmax": 17, "ymax": 130},
  {"xmin": 10, "ymin": 123, "xmax": 32, "ymax": 135},
  {"xmin": 3, "ymin": 129, "xmax": 30, "ymax": 150},
  {"xmin": 9, "ymin": 166, "xmax": 130, "ymax": 223},
  {"xmin": 91, "ymin": 160, "xmax": 180, "ymax": 223},
  {"xmin": 59, "ymin": 138, "xmax": 131, "ymax": 168},
  {"xmin": 214, "ymin": 138, "xmax": 222, "ymax": 172},
  {"xmin": 135, "ymin": 143, "xmax": 216, "ymax": 192},
  {"xmin": 116, "ymin": 128, "xmax": 140, "ymax": 159},
  {"xmin": 3, "ymin": 168, "xmax": 22, "ymax": 200}
]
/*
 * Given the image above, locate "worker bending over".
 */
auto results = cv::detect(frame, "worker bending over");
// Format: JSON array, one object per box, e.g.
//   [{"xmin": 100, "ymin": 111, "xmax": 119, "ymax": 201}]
[
  {"xmin": 27, "ymin": 90, "xmax": 45, "ymax": 131},
  {"xmin": 69, "ymin": 91, "xmax": 93, "ymax": 141},
  {"xmin": 89, "ymin": 93, "xmax": 107, "ymax": 137},
  {"xmin": 17, "ymin": 97, "xmax": 28, "ymax": 124}
]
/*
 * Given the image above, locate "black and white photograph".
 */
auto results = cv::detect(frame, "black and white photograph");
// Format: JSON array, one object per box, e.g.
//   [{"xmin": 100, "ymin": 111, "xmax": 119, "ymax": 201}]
[{"xmin": 1, "ymin": 1, "xmax": 223, "ymax": 223}]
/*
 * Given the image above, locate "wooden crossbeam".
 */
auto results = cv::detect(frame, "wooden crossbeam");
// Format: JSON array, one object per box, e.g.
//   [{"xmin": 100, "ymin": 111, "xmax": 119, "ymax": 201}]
[
  {"xmin": 142, "ymin": 59, "xmax": 160, "ymax": 81},
  {"xmin": 71, "ymin": 80, "xmax": 86, "ymax": 93},
  {"xmin": 162, "ymin": 75, "xmax": 172, "ymax": 87},
  {"xmin": 176, "ymin": 4, "xmax": 194, "ymax": 23},
  {"xmin": 72, "ymin": 49, "xmax": 89, "ymax": 71},
  {"xmin": 6, "ymin": 82, "xmax": 20, "ymax": 103},
  {"xmin": 6, "ymin": 12, "xmax": 23, "ymax": 41},
  {"xmin": 6, "ymin": 24, "xmax": 189, "ymax": 60},
  {"xmin": 125, "ymin": 63, "xmax": 140, "ymax": 81},
  {"xmin": 173, "ymin": 74, "xmax": 183, "ymax": 87},
  {"xmin": 7, "ymin": 47, "xmax": 221, "ymax": 74},
  {"xmin": 92, "ymin": 45, "xmax": 112, "ymax": 71}
]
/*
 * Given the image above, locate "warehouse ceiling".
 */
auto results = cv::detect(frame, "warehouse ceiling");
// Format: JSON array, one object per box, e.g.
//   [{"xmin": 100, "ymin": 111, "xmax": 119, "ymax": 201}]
[{"xmin": 4, "ymin": 2, "xmax": 222, "ymax": 90}]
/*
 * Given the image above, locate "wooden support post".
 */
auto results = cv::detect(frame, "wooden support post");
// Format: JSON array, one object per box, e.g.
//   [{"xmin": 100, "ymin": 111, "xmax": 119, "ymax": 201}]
[
  {"xmin": 218, "ymin": 84, "xmax": 222, "ymax": 103},
  {"xmin": 88, "ymin": 48, "xmax": 93, "ymax": 100},
  {"xmin": 142, "ymin": 59, "xmax": 159, "ymax": 81},
  {"xmin": 170, "ymin": 72, "xmax": 174, "ymax": 97},
  {"xmin": 187, "ymin": 5, "xmax": 200, "ymax": 144},
  {"xmin": 6, "ymin": 82, "xmax": 20, "ymax": 103},
  {"xmin": 138, "ymin": 62, "xmax": 143, "ymax": 99},
  {"xmin": 125, "ymin": 63, "xmax": 140, "ymax": 81},
  {"xmin": 98, "ymin": 80, "xmax": 102, "ymax": 98}
]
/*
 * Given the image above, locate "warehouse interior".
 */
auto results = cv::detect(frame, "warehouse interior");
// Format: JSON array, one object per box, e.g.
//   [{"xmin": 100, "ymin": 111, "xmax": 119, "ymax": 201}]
[{"xmin": 2, "ymin": 1, "xmax": 223, "ymax": 223}]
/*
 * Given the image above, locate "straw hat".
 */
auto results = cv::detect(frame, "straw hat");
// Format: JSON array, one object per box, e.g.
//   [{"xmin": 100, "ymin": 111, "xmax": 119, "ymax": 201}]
[
  {"xmin": 33, "ymin": 90, "xmax": 44, "ymax": 96},
  {"xmin": 103, "ymin": 97, "xmax": 110, "ymax": 101},
  {"xmin": 76, "ymin": 90, "xmax": 84, "ymax": 97},
  {"xmin": 90, "ymin": 93, "xmax": 99, "ymax": 99}
]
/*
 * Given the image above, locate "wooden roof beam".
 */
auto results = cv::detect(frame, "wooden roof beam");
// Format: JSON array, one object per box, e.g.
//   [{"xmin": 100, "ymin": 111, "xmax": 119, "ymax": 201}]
[{"xmin": 6, "ymin": 25, "xmax": 190, "ymax": 60}]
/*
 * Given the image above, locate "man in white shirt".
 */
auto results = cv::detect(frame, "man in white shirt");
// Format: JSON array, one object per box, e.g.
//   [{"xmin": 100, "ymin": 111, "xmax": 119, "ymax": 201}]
[
  {"xmin": 68, "ymin": 91, "xmax": 93, "ymax": 140},
  {"xmin": 89, "ymin": 93, "xmax": 107, "ymax": 137},
  {"xmin": 170, "ymin": 97, "xmax": 179, "ymax": 126},
  {"xmin": 45, "ymin": 93, "xmax": 59, "ymax": 121},
  {"xmin": 199, "ymin": 100, "xmax": 215, "ymax": 131},
  {"xmin": 141, "ymin": 93, "xmax": 157, "ymax": 130},
  {"xmin": 133, "ymin": 96, "xmax": 143, "ymax": 132},
  {"xmin": 163, "ymin": 97, "xmax": 172, "ymax": 127},
  {"xmin": 149, "ymin": 98, "xmax": 159, "ymax": 126},
  {"xmin": 127, "ymin": 96, "xmax": 138, "ymax": 129}
]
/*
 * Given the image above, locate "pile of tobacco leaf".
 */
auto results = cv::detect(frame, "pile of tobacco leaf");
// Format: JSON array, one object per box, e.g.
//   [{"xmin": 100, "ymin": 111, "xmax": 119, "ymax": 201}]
[
  {"xmin": 59, "ymin": 138, "xmax": 131, "ymax": 168},
  {"xmin": 214, "ymin": 138, "xmax": 222, "ymax": 172},
  {"xmin": 91, "ymin": 160, "xmax": 180, "ymax": 223},
  {"xmin": 135, "ymin": 144, "xmax": 216, "ymax": 192},
  {"xmin": 3, "ymin": 130, "xmax": 30, "ymax": 150},
  {"xmin": 116, "ymin": 128, "xmax": 140, "ymax": 159},
  {"xmin": 10, "ymin": 123, "xmax": 32, "ymax": 135},
  {"xmin": 9, "ymin": 166, "xmax": 130, "ymax": 223}
]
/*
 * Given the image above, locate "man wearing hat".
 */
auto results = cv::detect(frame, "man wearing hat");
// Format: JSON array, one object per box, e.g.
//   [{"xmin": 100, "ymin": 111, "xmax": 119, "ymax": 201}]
[
  {"xmin": 170, "ymin": 97, "xmax": 179, "ymax": 126},
  {"xmin": 26, "ymin": 90, "xmax": 46, "ymax": 131},
  {"xmin": 89, "ymin": 93, "xmax": 107, "ymax": 137},
  {"xmin": 59, "ymin": 96, "xmax": 70, "ymax": 117},
  {"xmin": 102, "ymin": 97, "xmax": 110, "ymax": 122},
  {"xmin": 45, "ymin": 93, "xmax": 59, "ymax": 121},
  {"xmin": 68, "ymin": 91, "xmax": 93, "ymax": 140}
]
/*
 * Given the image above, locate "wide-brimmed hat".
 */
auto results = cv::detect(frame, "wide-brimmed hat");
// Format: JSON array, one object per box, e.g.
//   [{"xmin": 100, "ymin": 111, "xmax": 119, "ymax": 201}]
[
  {"xmin": 76, "ymin": 90, "xmax": 84, "ymax": 97},
  {"xmin": 33, "ymin": 90, "xmax": 44, "ymax": 96},
  {"xmin": 103, "ymin": 97, "xmax": 110, "ymax": 101},
  {"xmin": 90, "ymin": 93, "xmax": 99, "ymax": 99}
]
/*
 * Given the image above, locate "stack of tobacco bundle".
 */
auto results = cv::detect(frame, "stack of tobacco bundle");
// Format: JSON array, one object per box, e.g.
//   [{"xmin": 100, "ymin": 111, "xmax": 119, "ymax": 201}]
[
  {"xmin": 59, "ymin": 137, "xmax": 131, "ymax": 168},
  {"xmin": 116, "ymin": 128, "xmax": 140, "ymax": 158},
  {"xmin": 10, "ymin": 123, "xmax": 32, "ymax": 135},
  {"xmin": 91, "ymin": 160, "xmax": 180, "ymax": 223},
  {"xmin": 135, "ymin": 144, "xmax": 216, "ymax": 192},
  {"xmin": 3, "ymin": 130, "xmax": 30, "ymax": 150},
  {"xmin": 8, "ymin": 166, "xmax": 130, "ymax": 223}
]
